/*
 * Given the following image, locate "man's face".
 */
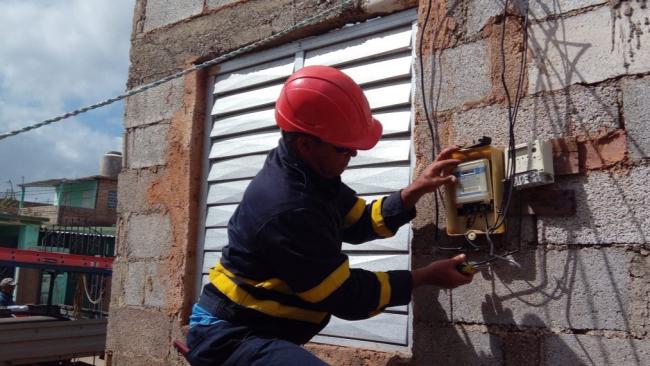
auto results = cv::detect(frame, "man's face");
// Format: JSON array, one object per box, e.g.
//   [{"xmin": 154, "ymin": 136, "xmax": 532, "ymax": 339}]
[
  {"xmin": 301, "ymin": 137, "xmax": 357, "ymax": 178},
  {"xmin": 1, "ymin": 285, "xmax": 14, "ymax": 295}
]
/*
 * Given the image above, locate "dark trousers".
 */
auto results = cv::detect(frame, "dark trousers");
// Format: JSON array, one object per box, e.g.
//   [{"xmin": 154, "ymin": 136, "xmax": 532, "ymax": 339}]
[{"xmin": 186, "ymin": 321, "xmax": 329, "ymax": 366}]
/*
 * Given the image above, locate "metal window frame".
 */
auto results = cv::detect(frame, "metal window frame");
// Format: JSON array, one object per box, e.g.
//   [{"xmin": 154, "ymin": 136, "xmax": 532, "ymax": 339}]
[{"xmin": 195, "ymin": 8, "xmax": 418, "ymax": 353}]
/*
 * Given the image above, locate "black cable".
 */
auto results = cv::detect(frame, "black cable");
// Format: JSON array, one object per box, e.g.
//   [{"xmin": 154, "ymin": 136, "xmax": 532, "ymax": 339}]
[
  {"xmin": 489, "ymin": 0, "xmax": 530, "ymax": 233},
  {"xmin": 418, "ymin": 0, "xmax": 444, "ymax": 243}
]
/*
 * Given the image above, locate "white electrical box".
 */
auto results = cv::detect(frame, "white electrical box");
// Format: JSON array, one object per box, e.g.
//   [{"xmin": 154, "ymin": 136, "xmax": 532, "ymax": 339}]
[
  {"xmin": 455, "ymin": 159, "xmax": 492, "ymax": 205},
  {"xmin": 505, "ymin": 140, "xmax": 554, "ymax": 189}
]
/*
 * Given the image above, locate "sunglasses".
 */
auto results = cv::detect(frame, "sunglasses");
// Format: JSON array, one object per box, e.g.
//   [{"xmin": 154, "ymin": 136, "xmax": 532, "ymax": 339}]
[
  {"xmin": 310, "ymin": 135, "xmax": 354, "ymax": 154},
  {"xmin": 333, "ymin": 145, "xmax": 355, "ymax": 154}
]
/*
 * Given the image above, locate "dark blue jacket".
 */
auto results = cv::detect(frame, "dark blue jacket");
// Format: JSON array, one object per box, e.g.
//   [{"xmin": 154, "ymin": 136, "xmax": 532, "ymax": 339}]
[
  {"xmin": 200, "ymin": 139, "xmax": 415, "ymax": 344},
  {"xmin": 0, "ymin": 292, "xmax": 14, "ymax": 307}
]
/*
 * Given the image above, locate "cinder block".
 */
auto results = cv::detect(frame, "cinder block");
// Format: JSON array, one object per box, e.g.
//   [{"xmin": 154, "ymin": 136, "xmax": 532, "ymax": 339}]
[
  {"xmin": 109, "ymin": 353, "xmax": 167, "ymax": 366},
  {"xmin": 542, "ymin": 334, "xmax": 650, "ymax": 365},
  {"xmin": 124, "ymin": 261, "xmax": 166, "ymax": 308},
  {"xmin": 125, "ymin": 261, "xmax": 146, "ymax": 306},
  {"xmin": 412, "ymin": 324, "xmax": 503, "ymax": 365},
  {"xmin": 125, "ymin": 122, "xmax": 169, "ymax": 169},
  {"xmin": 125, "ymin": 213, "xmax": 172, "ymax": 259},
  {"xmin": 438, "ymin": 247, "xmax": 642, "ymax": 332},
  {"xmin": 466, "ymin": 0, "xmax": 607, "ymax": 37},
  {"xmin": 144, "ymin": 262, "xmax": 166, "ymax": 308},
  {"xmin": 630, "ymin": 253, "xmax": 650, "ymax": 333},
  {"xmin": 117, "ymin": 168, "xmax": 164, "ymax": 214},
  {"xmin": 143, "ymin": 0, "xmax": 203, "ymax": 32},
  {"xmin": 429, "ymin": 40, "xmax": 492, "ymax": 111},
  {"xmin": 450, "ymin": 83, "xmax": 619, "ymax": 147},
  {"xmin": 207, "ymin": 0, "xmax": 240, "ymax": 10},
  {"xmin": 622, "ymin": 76, "xmax": 650, "ymax": 160},
  {"xmin": 124, "ymin": 77, "xmax": 184, "ymax": 129},
  {"xmin": 528, "ymin": 4, "xmax": 650, "ymax": 93},
  {"xmin": 504, "ymin": 332, "xmax": 540, "ymax": 366},
  {"xmin": 539, "ymin": 167, "xmax": 650, "ymax": 245},
  {"xmin": 106, "ymin": 307, "xmax": 171, "ymax": 357},
  {"xmin": 465, "ymin": 0, "xmax": 501, "ymax": 37},
  {"xmin": 109, "ymin": 258, "xmax": 127, "ymax": 307}
]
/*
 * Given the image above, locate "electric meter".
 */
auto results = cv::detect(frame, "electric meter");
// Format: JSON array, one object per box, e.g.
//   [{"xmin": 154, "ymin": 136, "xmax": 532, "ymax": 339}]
[
  {"xmin": 443, "ymin": 143, "xmax": 505, "ymax": 236},
  {"xmin": 455, "ymin": 159, "xmax": 492, "ymax": 205}
]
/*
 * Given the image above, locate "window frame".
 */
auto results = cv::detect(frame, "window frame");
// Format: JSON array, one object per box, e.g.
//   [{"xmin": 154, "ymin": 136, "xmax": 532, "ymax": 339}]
[{"xmin": 196, "ymin": 8, "xmax": 418, "ymax": 352}]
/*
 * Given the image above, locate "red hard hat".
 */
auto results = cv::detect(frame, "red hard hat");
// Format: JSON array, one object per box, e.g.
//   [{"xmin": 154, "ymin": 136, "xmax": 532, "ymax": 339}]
[{"xmin": 275, "ymin": 65, "xmax": 382, "ymax": 150}]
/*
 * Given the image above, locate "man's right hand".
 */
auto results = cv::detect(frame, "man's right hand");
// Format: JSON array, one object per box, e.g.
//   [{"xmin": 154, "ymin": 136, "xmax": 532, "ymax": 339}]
[
  {"xmin": 411, "ymin": 254, "xmax": 474, "ymax": 289},
  {"xmin": 400, "ymin": 146, "xmax": 461, "ymax": 210}
]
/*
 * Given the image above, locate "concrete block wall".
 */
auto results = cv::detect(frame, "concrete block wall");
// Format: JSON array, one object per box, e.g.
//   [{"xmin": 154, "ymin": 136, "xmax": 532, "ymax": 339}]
[
  {"xmin": 109, "ymin": 0, "xmax": 649, "ymax": 365},
  {"xmin": 412, "ymin": 1, "xmax": 650, "ymax": 365}
]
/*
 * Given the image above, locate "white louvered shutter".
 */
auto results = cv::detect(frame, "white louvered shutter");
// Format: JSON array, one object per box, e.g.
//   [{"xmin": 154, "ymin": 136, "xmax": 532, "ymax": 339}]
[{"xmin": 198, "ymin": 9, "xmax": 417, "ymax": 351}]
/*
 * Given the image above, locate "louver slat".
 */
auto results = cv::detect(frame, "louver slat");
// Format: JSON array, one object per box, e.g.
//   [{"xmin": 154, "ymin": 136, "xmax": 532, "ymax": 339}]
[
  {"xmin": 204, "ymin": 228, "xmax": 229, "ymax": 251},
  {"xmin": 211, "ymin": 109, "xmax": 276, "ymax": 138},
  {"xmin": 209, "ymin": 131, "xmax": 280, "ymax": 159},
  {"xmin": 208, "ymin": 154, "xmax": 267, "ymax": 181},
  {"xmin": 211, "ymin": 84, "xmax": 283, "ymax": 116},
  {"xmin": 214, "ymin": 58, "xmax": 294, "ymax": 95},
  {"xmin": 342, "ymin": 166, "xmax": 410, "ymax": 195},
  {"xmin": 366, "ymin": 82, "xmax": 412, "ymax": 110},
  {"xmin": 341, "ymin": 55, "xmax": 412, "ymax": 86},
  {"xmin": 203, "ymin": 251, "xmax": 222, "ymax": 273},
  {"xmin": 208, "ymin": 137, "xmax": 409, "ymax": 183},
  {"xmin": 304, "ymin": 27, "xmax": 411, "ymax": 67},
  {"xmin": 206, "ymin": 166, "xmax": 410, "ymax": 205},
  {"xmin": 205, "ymin": 204, "xmax": 238, "ymax": 227},
  {"xmin": 319, "ymin": 313, "xmax": 408, "ymax": 345},
  {"xmin": 354, "ymin": 139, "xmax": 410, "ymax": 166},
  {"xmin": 373, "ymin": 110, "xmax": 411, "ymax": 135}
]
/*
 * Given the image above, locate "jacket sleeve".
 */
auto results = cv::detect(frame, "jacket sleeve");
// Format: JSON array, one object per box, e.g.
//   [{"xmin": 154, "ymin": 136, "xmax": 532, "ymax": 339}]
[
  {"xmin": 338, "ymin": 186, "xmax": 416, "ymax": 244},
  {"xmin": 258, "ymin": 207, "xmax": 413, "ymax": 320}
]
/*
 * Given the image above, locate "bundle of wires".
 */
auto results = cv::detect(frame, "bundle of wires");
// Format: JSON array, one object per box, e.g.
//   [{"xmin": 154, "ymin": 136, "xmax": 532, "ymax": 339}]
[{"xmin": 419, "ymin": 0, "xmax": 530, "ymax": 265}]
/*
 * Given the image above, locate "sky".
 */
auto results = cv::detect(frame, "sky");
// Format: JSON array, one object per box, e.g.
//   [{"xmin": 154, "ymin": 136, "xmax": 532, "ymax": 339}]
[{"xmin": 0, "ymin": 0, "xmax": 135, "ymax": 202}]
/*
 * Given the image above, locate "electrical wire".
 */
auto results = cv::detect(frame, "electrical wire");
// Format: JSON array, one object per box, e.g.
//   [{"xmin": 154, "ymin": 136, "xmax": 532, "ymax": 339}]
[
  {"xmin": 418, "ymin": 0, "xmax": 443, "ymax": 242},
  {"xmin": 488, "ymin": 0, "xmax": 530, "ymax": 233},
  {"xmin": 0, "ymin": 0, "xmax": 354, "ymax": 141},
  {"xmin": 428, "ymin": 1, "xmax": 530, "ymax": 269}
]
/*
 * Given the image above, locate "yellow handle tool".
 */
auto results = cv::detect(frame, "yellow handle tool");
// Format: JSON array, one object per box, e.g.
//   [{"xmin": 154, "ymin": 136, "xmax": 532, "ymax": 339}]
[{"xmin": 456, "ymin": 262, "xmax": 478, "ymax": 276}]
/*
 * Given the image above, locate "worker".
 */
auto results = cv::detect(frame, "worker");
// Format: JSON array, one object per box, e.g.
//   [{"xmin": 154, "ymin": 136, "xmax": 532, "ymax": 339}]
[
  {"xmin": 186, "ymin": 65, "xmax": 474, "ymax": 366},
  {"xmin": 0, "ymin": 277, "xmax": 16, "ymax": 307}
]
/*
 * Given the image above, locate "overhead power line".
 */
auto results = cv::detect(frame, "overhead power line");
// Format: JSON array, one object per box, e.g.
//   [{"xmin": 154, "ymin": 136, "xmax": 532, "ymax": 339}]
[{"xmin": 0, "ymin": 0, "xmax": 353, "ymax": 142}]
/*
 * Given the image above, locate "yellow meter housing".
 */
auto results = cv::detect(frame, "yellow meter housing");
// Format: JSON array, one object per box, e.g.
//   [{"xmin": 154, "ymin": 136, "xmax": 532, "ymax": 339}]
[{"xmin": 444, "ymin": 144, "xmax": 505, "ymax": 236}]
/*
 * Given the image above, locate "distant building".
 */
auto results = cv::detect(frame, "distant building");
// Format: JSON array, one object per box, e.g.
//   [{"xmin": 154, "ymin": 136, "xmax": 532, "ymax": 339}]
[{"xmin": 18, "ymin": 152, "xmax": 121, "ymax": 227}]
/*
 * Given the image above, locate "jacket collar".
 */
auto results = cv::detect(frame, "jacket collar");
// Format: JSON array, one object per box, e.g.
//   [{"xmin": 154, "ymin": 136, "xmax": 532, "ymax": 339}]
[{"xmin": 276, "ymin": 138, "xmax": 341, "ymax": 195}]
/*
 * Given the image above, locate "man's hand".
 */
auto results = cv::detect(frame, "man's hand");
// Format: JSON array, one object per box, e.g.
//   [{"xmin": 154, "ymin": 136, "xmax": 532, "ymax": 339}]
[
  {"xmin": 401, "ymin": 146, "xmax": 461, "ymax": 210},
  {"xmin": 411, "ymin": 254, "xmax": 474, "ymax": 289}
]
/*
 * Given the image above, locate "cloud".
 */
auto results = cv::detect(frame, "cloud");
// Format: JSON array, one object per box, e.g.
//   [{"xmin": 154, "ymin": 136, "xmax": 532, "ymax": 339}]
[{"xmin": 0, "ymin": 0, "xmax": 134, "ymax": 195}]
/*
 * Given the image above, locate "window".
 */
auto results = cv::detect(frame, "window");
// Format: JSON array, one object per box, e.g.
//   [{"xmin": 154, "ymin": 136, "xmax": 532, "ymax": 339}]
[
  {"xmin": 107, "ymin": 190, "xmax": 117, "ymax": 209},
  {"xmin": 198, "ymin": 9, "xmax": 417, "ymax": 351}
]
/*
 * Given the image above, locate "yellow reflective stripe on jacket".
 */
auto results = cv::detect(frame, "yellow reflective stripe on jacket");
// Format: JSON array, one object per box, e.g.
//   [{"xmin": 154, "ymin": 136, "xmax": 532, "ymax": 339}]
[
  {"xmin": 216, "ymin": 263, "xmax": 291, "ymax": 294},
  {"xmin": 371, "ymin": 197, "xmax": 394, "ymax": 237},
  {"xmin": 298, "ymin": 260, "xmax": 350, "ymax": 303},
  {"xmin": 342, "ymin": 198, "xmax": 366, "ymax": 228},
  {"xmin": 374, "ymin": 271, "xmax": 391, "ymax": 311},
  {"xmin": 209, "ymin": 266, "xmax": 327, "ymax": 324}
]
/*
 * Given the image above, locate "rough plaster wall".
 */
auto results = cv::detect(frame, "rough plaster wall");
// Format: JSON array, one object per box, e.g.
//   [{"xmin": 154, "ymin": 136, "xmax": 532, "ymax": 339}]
[
  {"xmin": 107, "ymin": 65, "xmax": 207, "ymax": 365},
  {"xmin": 411, "ymin": 1, "xmax": 650, "ymax": 365}
]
